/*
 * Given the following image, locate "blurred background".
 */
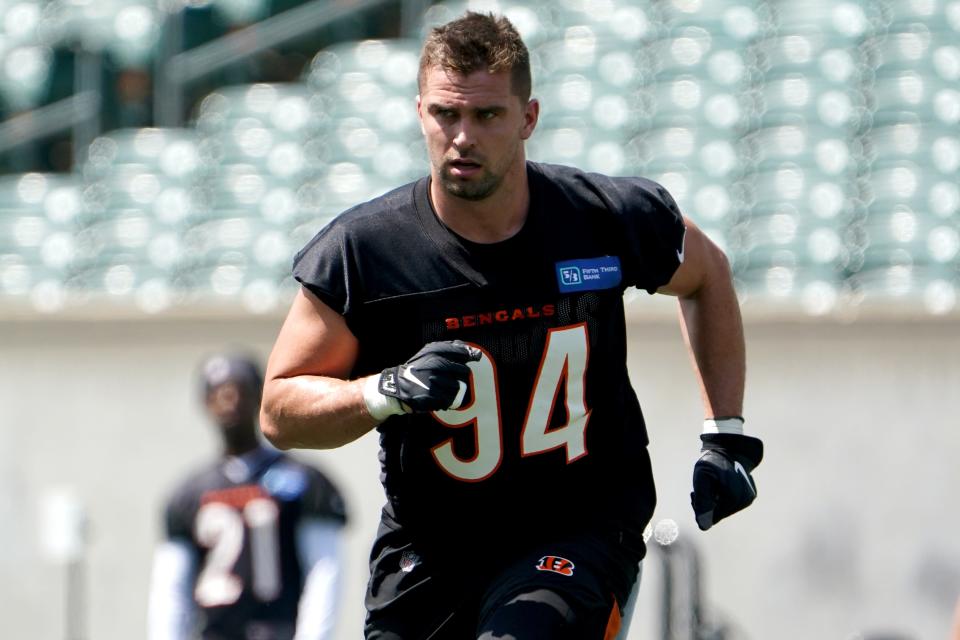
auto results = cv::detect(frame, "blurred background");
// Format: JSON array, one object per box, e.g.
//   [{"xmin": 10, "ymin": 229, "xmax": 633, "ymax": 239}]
[{"xmin": 1, "ymin": 0, "xmax": 958, "ymax": 638}]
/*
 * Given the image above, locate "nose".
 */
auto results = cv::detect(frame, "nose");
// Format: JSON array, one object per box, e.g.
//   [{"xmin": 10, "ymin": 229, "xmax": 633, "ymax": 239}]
[{"xmin": 451, "ymin": 121, "xmax": 475, "ymax": 151}]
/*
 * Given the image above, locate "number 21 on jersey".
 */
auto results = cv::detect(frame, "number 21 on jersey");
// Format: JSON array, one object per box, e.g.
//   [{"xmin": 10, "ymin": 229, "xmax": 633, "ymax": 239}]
[
  {"xmin": 431, "ymin": 323, "xmax": 591, "ymax": 482},
  {"xmin": 194, "ymin": 497, "xmax": 281, "ymax": 607}
]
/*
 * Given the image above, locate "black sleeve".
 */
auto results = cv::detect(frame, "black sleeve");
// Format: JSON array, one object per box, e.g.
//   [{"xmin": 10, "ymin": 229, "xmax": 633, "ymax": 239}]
[
  {"xmin": 163, "ymin": 487, "xmax": 196, "ymax": 542},
  {"xmin": 602, "ymin": 176, "xmax": 687, "ymax": 294},
  {"xmin": 291, "ymin": 222, "xmax": 351, "ymax": 316}
]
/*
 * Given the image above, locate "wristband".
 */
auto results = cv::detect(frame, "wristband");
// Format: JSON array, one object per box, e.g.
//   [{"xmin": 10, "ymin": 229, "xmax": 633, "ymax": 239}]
[
  {"xmin": 703, "ymin": 416, "xmax": 744, "ymax": 435},
  {"xmin": 362, "ymin": 376, "xmax": 404, "ymax": 422}
]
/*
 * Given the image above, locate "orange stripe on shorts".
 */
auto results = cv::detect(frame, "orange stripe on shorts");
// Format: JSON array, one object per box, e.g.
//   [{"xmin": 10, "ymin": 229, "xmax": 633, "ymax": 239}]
[{"xmin": 603, "ymin": 596, "xmax": 622, "ymax": 640}]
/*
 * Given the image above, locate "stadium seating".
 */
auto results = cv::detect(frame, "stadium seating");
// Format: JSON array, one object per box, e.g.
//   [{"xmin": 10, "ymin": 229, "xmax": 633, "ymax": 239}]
[
  {"xmin": 0, "ymin": 0, "xmax": 957, "ymax": 316},
  {"xmin": 0, "ymin": 172, "xmax": 84, "ymax": 311},
  {"xmin": 0, "ymin": 0, "xmax": 55, "ymax": 110}
]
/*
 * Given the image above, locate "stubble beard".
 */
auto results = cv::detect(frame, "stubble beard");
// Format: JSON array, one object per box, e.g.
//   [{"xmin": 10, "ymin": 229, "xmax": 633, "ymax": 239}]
[
  {"xmin": 436, "ymin": 141, "xmax": 521, "ymax": 202},
  {"xmin": 438, "ymin": 165, "xmax": 502, "ymax": 201}
]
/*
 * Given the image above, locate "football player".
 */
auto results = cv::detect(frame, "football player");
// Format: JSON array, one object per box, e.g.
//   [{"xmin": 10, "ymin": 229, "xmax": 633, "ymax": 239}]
[
  {"xmin": 148, "ymin": 353, "xmax": 347, "ymax": 640},
  {"xmin": 260, "ymin": 12, "xmax": 762, "ymax": 639}
]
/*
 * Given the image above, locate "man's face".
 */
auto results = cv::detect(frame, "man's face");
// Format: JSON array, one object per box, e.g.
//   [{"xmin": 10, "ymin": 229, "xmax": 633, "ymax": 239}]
[
  {"xmin": 205, "ymin": 381, "xmax": 258, "ymax": 433},
  {"xmin": 417, "ymin": 66, "xmax": 538, "ymax": 201}
]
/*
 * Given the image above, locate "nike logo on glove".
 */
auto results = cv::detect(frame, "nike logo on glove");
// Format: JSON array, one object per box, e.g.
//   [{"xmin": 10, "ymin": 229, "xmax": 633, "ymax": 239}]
[
  {"xmin": 734, "ymin": 461, "xmax": 756, "ymax": 497},
  {"xmin": 402, "ymin": 367, "xmax": 430, "ymax": 390}
]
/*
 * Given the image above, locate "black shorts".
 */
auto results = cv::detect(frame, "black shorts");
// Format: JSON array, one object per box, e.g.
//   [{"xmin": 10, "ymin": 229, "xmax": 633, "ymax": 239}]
[{"xmin": 364, "ymin": 517, "xmax": 645, "ymax": 640}]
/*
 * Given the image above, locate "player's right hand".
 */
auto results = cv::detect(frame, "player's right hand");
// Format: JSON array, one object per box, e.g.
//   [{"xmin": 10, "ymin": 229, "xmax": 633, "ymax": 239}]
[{"xmin": 372, "ymin": 341, "xmax": 482, "ymax": 415}]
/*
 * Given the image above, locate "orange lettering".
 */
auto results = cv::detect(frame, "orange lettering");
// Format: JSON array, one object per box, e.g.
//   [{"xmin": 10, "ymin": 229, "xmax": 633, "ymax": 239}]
[{"xmin": 450, "ymin": 304, "xmax": 556, "ymax": 328}]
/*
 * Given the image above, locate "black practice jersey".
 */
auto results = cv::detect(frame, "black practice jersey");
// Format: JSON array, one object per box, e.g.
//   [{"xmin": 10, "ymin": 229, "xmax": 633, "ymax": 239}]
[
  {"xmin": 293, "ymin": 162, "xmax": 685, "ymax": 558},
  {"xmin": 164, "ymin": 449, "xmax": 346, "ymax": 640}
]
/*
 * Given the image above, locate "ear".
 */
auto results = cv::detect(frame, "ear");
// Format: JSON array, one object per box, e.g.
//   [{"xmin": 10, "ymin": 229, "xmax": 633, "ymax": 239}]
[
  {"xmin": 417, "ymin": 94, "xmax": 426, "ymax": 136},
  {"xmin": 520, "ymin": 98, "xmax": 539, "ymax": 140}
]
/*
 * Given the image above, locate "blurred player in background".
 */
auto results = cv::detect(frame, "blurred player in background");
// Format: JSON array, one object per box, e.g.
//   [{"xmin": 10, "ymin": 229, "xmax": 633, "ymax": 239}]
[
  {"xmin": 148, "ymin": 353, "xmax": 348, "ymax": 640},
  {"xmin": 260, "ymin": 11, "xmax": 762, "ymax": 640}
]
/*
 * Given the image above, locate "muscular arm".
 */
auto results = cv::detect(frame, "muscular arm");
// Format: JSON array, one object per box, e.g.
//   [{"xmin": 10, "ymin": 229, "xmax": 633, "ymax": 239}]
[
  {"xmin": 658, "ymin": 218, "xmax": 745, "ymax": 418},
  {"xmin": 260, "ymin": 287, "xmax": 380, "ymax": 450}
]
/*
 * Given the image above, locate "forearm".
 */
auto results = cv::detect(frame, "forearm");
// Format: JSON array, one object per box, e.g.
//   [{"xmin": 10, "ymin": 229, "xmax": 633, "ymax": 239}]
[
  {"xmin": 677, "ymin": 253, "xmax": 745, "ymax": 419},
  {"xmin": 260, "ymin": 375, "xmax": 380, "ymax": 450}
]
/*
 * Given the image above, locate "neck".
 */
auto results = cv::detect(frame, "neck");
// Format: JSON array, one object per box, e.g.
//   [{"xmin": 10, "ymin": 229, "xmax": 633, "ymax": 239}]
[
  {"xmin": 224, "ymin": 444, "xmax": 260, "ymax": 458},
  {"xmin": 222, "ymin": 426, "xmax": 261, "ymax": 457},
  {"xmin": 430, "ymin": 156, "xmax": 530, "ymax": 244}
]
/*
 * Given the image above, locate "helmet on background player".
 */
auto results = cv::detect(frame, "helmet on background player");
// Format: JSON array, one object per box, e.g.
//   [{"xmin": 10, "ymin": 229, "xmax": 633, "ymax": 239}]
[{"xmin": 199, "ymin": 353, "xmax": 263, "ymax": 399}]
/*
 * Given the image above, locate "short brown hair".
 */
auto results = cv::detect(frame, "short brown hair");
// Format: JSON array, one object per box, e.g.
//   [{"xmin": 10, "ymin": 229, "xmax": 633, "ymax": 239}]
[{"xmin": 418, "ymin": 11, "xmax": 531, "ymax": 102}]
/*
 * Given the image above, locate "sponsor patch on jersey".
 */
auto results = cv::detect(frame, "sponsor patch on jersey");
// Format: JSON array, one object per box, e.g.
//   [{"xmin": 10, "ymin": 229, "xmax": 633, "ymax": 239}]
[
  {"xmin": 261, "ymin": 465, "xmax": 308, "ymax": 501},
  {"xmin": 555, "ymin": 256, "xmax": 622, "ymax": 293},
  {"xmin": 536, "ymin": 555, "xmax": 575, "ymax": 577}
]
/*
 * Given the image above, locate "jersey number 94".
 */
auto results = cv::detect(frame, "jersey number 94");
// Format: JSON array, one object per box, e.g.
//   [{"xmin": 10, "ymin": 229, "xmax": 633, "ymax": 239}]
[{"xmin": 432, "ymin": 323, "xmax": 591, "ymax": 482}]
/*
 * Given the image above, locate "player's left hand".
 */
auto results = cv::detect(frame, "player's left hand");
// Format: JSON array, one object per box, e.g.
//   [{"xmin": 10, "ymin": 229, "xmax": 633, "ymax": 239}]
[{"xmin": 690, "ymin": 431, "xmax": 763, "ymax": 531}]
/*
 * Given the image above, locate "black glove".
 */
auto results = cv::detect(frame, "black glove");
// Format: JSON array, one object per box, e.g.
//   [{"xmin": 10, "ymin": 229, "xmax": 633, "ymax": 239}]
[
  {"xmin": 691, "ymin": 432, "xmax": 763, "ymax": 531},
  {"xmin": 378, "ymin": 341, "xmax": 482, "ymax": 413}
]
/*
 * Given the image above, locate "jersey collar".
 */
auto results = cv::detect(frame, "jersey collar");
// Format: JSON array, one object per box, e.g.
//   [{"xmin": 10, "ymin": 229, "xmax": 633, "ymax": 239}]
[
  {"xmin": 412, "ymin": 163, "xmax": 544, "ymax": 287},
  {"xmin": 222, "ymin": 445, "xmax": 282, "ymax": 483}
]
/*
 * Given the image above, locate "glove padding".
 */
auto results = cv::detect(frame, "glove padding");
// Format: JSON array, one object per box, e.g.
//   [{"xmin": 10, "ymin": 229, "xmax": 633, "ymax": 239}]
[
  {"xmin": 691, "ymin": 433, "xmax": 763, "ymax": 531},
  {"xmin": 379, "ymin": 341, "xmax": 482, "ymax": 413}
]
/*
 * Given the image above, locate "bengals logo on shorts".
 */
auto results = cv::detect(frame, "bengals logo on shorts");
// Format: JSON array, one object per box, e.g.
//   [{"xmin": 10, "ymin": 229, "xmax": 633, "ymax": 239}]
[
  {"xmin": 536, "ymin": 555, "xmax": 575, "ymax": 576},
  {"xmin": 399, "ymin": 550, "xmax": 420, "ymax": 573}
]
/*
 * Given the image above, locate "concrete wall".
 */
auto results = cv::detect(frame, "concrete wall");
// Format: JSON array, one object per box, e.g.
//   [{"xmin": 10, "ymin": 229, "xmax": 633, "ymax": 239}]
[{"xmin": 2, "ymin": 311, "xmax": 958, "ymax": 639}]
